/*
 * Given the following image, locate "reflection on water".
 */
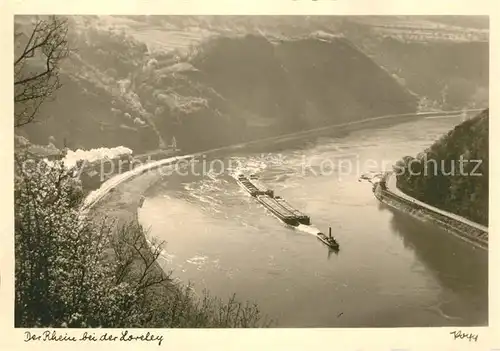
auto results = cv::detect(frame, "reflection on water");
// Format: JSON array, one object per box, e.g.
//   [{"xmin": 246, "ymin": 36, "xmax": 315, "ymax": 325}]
[
  {"xmin": 139, "ymin": 117, "xmax": 488, "ymax": 327},
  {"xmin": 386, "ymin": 206, "xmax": 487, "ymax": 325}
]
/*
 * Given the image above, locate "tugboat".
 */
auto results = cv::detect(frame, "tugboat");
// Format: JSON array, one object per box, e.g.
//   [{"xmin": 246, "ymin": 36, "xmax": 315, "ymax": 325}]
[
  {"xmin": 317, "ymin": 227, "xmax": 340, "ymax": 250},
  {"xmin": 234, "ymin": 173, "xmax": 340, "ymax": 250}
]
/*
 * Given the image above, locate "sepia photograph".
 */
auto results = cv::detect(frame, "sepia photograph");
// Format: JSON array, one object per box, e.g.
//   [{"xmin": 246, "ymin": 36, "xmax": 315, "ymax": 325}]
[{"xmin": 12, "ymin": 14, "xmax": 489, "ymax": 331}]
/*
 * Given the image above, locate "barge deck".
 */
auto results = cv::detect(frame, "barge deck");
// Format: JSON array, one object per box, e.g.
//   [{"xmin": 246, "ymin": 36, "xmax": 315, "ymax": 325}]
[{"xmin": 235, "ymin": 174, "xmax": 339, "ymax": 250}]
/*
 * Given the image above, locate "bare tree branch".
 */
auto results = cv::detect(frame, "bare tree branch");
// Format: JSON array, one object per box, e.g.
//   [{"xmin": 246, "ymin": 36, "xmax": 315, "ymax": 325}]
[{"xmin": 14, "ymin": 16, "xmax": 71, "ymax": 128}]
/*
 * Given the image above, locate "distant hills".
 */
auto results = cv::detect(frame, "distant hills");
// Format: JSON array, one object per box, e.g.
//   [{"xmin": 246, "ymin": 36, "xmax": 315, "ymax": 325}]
[{"xmin": 14, "ymin": 16, "xmax": 488, "ymax": 154}]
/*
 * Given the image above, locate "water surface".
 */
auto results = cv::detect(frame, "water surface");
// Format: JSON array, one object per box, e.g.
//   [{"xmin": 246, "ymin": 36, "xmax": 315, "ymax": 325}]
[{"xmin": 138, "ymin": 117, "xmax": 488, "ymax": 327}]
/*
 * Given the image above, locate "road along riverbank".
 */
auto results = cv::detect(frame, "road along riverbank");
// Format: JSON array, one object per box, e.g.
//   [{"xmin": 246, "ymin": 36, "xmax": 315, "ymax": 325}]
[
  {"xmin": 81, "ymin": 108, "xmax": 488, "ymax": 296},
  {"xmin": 373, "ymin": 172, "xmax": 488, "ymax": 250},
  {"xmin": 81, "ymin": 109, "xmax": 488, "ymax": 259},
  {"xmin": 81, "ymin": 108, "xmax": 484, "ymax": 212},
  {"xmin": 139, "ymin": 116, "xmax": 488, "ymax": 327}
]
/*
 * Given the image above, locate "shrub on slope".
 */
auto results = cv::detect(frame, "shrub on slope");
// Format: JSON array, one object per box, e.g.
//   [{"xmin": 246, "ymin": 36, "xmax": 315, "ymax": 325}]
[{"xmin": 15, "ymin": 152, "xmax": 269, "ymax": 327}]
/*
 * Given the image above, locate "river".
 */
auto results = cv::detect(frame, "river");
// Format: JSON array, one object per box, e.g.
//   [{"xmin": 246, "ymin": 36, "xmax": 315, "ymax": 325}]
[{"xmin": 138, "ymin": 116, "xmax": 488, "ymax": 327}]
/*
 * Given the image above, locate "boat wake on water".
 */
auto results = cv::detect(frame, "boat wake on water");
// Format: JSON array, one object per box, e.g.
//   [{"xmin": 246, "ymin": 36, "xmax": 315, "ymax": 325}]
[
  {"xmin": 296, "ymin": 223, "xmax": 322, "ymax": 236},
  {"xmin": 233, "ymin": 173, "xmax": 340, "ymax": 251}
]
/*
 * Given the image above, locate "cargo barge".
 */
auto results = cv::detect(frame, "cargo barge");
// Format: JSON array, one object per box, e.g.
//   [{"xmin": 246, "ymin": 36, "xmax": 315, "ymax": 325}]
[
  {"xmin": 235, "ymin": 174, "xmax": 339, "ymax": 250},
  {"xmin": 274, "ymin": 196, "xmax": 311, "ymax": 225},
  {"xmin": 256, "ymin": 194, "xmax": 301, "ymax": 226},
  {"xmin": 236, "ymin": 174, "xmax": 274, "ymax": 197}
]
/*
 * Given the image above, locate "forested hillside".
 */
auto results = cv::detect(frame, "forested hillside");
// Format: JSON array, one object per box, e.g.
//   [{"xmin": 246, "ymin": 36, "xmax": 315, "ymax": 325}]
[
  {"xmin": 15, "ymin": 16, "xmax": 488, "ymax": 155},
  {"xmin": 14, "ymin": 16, "xmax": 270, "ymax": 328},
  {"xmin": 395, "ymin": 109, "xmax": 489, "ymax": 225}
]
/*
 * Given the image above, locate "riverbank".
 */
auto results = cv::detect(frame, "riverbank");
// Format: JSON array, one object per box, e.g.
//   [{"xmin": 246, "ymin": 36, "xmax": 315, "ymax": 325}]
[
  {"xmin": 87, "ymin": 164, "xmax": 172, "ymax": 298},
  {"xmin": 89, "ymin": 168, "xmax": 168, "ymax": 290},
  {"xmin": 373, "ymin": 173, "xmax": 488, "ymax": 250},
  {"xmin": 89, "ymin": 167, "xmax": 161, "ymax": 225},
  {"xmin": 88, "ymin": 164, "xmax": 271, "ymax": 327},
  {"xmin": 86, "ymin": 114, "xmax": 489, "ymax": 327},
  {"xmin": 80, "ymin": 108, "xmax": 483, "ymax": 200}
]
